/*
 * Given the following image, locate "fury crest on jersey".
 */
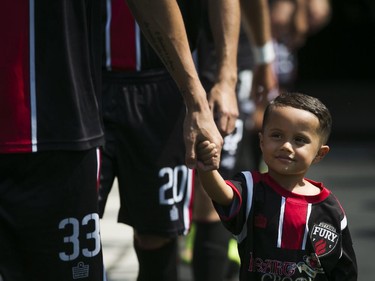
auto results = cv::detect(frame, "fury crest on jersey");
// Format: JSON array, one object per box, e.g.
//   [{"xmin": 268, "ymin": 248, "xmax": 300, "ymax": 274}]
[{"xmin": 311, "ymin": 222, "xmax": 339, "ymax": 257}]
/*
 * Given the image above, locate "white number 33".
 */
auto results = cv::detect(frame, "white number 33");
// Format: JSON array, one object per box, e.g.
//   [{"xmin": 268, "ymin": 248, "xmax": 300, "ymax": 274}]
[{"xmin": 58, "ymin": 213, "xmax": 101, "ymax": 261}]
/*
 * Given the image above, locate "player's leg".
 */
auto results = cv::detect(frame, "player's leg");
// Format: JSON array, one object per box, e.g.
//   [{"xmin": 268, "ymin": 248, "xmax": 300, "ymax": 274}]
[
  {"xmin": 0, "ymin": 150, "xmax": 105, "ymax": 281},
  {"xmin": 114, "ymin": 70, "xmax": 193, "ymax": 281},
  {"xmin": 98, "ymin": 77, "xmax": 122, "ymax": 218},
  {"xmin": 133, "ymin": 232, "xmax": 179, "ymax": 281},
  {"xmin": 192, "ymin": 178, "xmax": 232, "ymax": 281},
  {"xmin": 0, "ymin": 165, "xmax": 25, "ymax": 281}
]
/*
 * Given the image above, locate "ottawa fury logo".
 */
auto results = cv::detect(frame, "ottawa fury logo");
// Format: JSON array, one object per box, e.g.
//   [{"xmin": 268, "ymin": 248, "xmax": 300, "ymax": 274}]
[{"xmin": 311, "ymin": 222, "xmax": 339, "ymax": 257}]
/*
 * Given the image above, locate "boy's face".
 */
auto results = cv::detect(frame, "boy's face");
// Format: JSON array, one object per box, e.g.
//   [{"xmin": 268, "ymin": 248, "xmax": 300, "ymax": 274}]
[{"xmin": 259, "ymin": 106, "xmax": 329, "ymax": 179}]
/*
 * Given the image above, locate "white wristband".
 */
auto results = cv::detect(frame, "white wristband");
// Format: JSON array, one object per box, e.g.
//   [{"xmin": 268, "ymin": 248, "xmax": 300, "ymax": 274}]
[{"xmin": 253, "ymin": 41, "xmax": 276, "ymax": 65}]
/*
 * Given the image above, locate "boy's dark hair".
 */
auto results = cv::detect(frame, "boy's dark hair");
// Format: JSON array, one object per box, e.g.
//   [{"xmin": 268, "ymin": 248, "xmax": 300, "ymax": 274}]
[{"xmin": 262, "ymin": 92, "xmax": 332, "ymax": 144}]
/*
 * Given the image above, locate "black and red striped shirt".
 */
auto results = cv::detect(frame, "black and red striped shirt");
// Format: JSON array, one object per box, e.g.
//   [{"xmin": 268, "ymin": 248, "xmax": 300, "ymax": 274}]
[
  {"xmin": 103, "ymin": 0, "xmax": 163, "ymax": 72},
  {"xmin": 215, "ymin": 171, "xmax": 357, "ymax": 280},
  {"xmin": 103, "ymin": 0, "xmax": 200, "ymax": 72},
  {"xmin": 0, "ymin": 0, "xmax": 104, "ymax": 153}
]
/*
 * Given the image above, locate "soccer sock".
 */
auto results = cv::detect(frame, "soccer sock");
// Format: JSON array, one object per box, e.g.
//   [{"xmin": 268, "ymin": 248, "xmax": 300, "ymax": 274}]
[
  {"xmin": 133, "ymin": 237, "xmax": 178, "ymax": 281},
  {"xmin": 180, "ymin": 223, "xmax": 196, "ymax": 263},
  {"xmin": 192, "ymin": 221, "xmax": 232, "ymax": 281}
]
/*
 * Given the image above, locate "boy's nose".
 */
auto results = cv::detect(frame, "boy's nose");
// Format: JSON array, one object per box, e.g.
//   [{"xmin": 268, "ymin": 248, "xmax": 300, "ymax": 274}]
[{"xmin": 280, "ymin": 141, "xmax": 293, "ymax": 151}]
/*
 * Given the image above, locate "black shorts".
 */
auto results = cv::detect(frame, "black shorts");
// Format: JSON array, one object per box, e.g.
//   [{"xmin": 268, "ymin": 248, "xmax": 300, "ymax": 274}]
[
  {"xmin": 99, "ymin": 69, "xmax": 193, "ymax": 237},
  {"xmin": 0, "ymin": 149, "xmax": 104, "ymax": 281}
]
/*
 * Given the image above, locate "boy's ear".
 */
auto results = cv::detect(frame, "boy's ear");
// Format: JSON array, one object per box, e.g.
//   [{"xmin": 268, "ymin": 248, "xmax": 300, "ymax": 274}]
[
  {"xmin": 313, "ymin": 145, "xmax": 330, "ymax": 163},
  {"xmin": 258, "ymin": 132, "xmax": 264, "ymax": 150}
]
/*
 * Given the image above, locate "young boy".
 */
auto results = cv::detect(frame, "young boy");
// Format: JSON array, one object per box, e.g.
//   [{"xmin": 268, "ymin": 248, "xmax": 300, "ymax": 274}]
[{"xmin": 195, "ymin": 92, "xmax": 357, "ymax": 280}]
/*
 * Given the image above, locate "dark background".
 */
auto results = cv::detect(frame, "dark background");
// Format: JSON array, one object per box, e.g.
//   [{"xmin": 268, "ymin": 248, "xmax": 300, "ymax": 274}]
[{"xmin": 295, "ymin": 0, "xmax": 375, "ymax": 140}]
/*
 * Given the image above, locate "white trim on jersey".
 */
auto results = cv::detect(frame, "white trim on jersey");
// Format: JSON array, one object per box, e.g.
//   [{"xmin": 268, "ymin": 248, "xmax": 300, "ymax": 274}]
[
  {"xmin": 234, "ymin": 171, "xmax": 254, "ymax": 243},
  {"xmin": 29, "ymin": 0, "xmax": 37, "ymax": 152},
  {"xmin": 105, "ymin": 0, "xmax": 112, "ymax": 71},
  {"xmin": 182, "ymin": 168, "xmax": 194, "ymax": 235},
  {"xmin": 96, "ymin": 148, "xmax": 101, "ymax": 185},
  {"xmin": 135, "ymin": 23, "xmax": 141, "ymax": 71},
  {"xmin": 301, "ymin": 203, "xmax": 312, "ymax": 250},
  {"xmin": 277, "ymin": 197, "xmax": 286, "ymax": 248},
  {"xmin": 341, "ymin": 215, "xmax": 347, "ymax": 230},
  {"xmin": 339, "ymin": 213, "xmax": 347, "ymax": 259},
  {"xmin": 104, "ymin": 0, "xmax": 142, "ymax": 71}
]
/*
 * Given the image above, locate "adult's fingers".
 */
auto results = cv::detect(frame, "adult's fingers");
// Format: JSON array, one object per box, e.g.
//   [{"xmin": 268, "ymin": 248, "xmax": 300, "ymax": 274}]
[{"xmin": 185, "ymin": 135, "xmax": 197, "ymax": 169}]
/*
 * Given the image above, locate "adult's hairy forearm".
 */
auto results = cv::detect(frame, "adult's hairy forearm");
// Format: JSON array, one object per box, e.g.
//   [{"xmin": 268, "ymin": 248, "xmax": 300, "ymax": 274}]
[
  {"xmin": 125, "ymin": 0, "xmax": 206, "ymax": 107},
  {"xmin": 208, "ymin": 0, "xmax": 240, "ymax": 85},
  {"xmin": 240, "ymin": 0, "xmax": 272, "ymax": 46}
]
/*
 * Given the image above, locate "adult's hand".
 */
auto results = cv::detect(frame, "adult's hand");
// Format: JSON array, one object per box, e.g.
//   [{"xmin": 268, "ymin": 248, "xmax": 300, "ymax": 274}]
[
  {"xmin": 250, "ymin": 63, "xmax": 279, "ymax": 130},
  {"xmin": 206, "ymin": 0, "xmax": 240, "ymax": 137},
  {"xmin": 126, "ymin": 0, "xmax": 223, "ymax": 170},
  {"xmin": 183, "ymin": 89, "xmax": 223, "ymax": 170},
  {"xmin": 208, "ymin": 81, "xmax": 239, "ymax": 137},
  {"xmin": 251, "ymin": 63, "xmax": 278, "ymax": 104}
]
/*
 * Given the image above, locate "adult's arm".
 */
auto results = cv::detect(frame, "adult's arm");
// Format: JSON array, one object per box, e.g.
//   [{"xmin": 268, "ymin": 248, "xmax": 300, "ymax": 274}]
[
  {"xmin": 207, "ymin": 0, "xmax": 240, "ymax": 136},
  {"xmin": 126, "ymin": 0, "xmax": 223, "ymax": 170},
  {"xmin": 240, "ymin": 0, "xmax": 278, "ymax": 105}
]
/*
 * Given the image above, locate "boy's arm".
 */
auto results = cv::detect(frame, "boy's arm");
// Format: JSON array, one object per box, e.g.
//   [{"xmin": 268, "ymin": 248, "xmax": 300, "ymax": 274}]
[
  {"xmin": 198, "ymin": 170, "xmax": 234, "ymax": 206},
  {"xmin": 125, "ymin": 0, "xmax": 223, "ymax": 170},
  {"xmin": 330, "ymin": 226, "xmax": 358, "ymax": 280},
  {"xmin": 196, "ymin": 141, "xmax": 234, "ymax": 205}
]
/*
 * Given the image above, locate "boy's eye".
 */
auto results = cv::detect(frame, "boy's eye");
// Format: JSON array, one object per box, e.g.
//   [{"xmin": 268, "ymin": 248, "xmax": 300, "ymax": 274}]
[
  {"xmin": 295, "ymin": 136, "xmax": 309, "ymax": 144},
  {"xmin": 270, "ymin": 133, "xmax": 281, "ymax": 139}
]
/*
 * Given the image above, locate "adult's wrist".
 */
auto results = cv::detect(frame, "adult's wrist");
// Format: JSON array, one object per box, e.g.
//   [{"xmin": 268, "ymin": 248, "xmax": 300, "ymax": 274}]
[
  {"xmin": 253, "ymin": 41, "xmax": 276, "ymax": 65},
  {"xmin": 180, "ymin": 84, "xmax": 209, "ymax": 111}
]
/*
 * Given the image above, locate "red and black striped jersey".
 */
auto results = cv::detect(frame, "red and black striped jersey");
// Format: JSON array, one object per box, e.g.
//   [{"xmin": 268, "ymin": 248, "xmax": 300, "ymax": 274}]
[
  {"xmin": 103, "ymin": 0, "xmax": 200, "ymax": 72},
  {"xmin": 0, "ymin": 0, "xmax": 104, "ymax": 153},
  {"xmin": 103, "ymin": 0, "xmax": 164, "ymax": 72},
  {"xmin": 215, "ymin": 171, "xmax": 357, "ymax": 281}
]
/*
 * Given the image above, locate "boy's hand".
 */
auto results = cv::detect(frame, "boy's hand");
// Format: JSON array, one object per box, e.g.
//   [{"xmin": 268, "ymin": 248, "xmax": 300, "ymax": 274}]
[{"xmin": 196, "ymin": 141, "xmax": 219, "ymax": 171}]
